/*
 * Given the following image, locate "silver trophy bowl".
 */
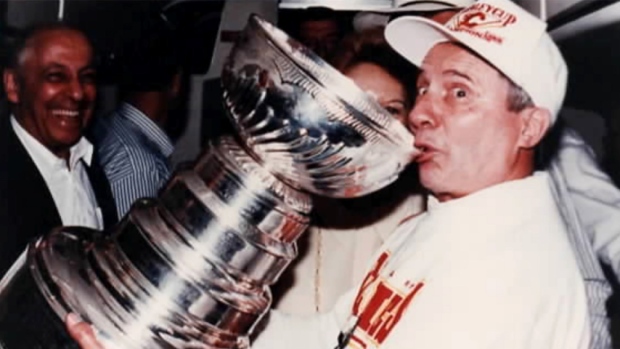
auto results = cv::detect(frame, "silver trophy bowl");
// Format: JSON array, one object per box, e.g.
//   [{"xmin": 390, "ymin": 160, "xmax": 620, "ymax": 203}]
[
  {"xmin": 222, "ymin": 15, "xmax": 416, "ymax": 198},
  {"xmin": 0, "ymin": 14, "xmax": 416, "ymax": 349}
]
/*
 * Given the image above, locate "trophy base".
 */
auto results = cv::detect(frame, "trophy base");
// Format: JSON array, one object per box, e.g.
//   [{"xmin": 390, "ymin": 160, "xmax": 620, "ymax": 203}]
[
  {"xmin": 0, "ymin": 228, "xmax": 252, "ymax": 349},
  {"xmin": 0, "ymin": 248, "xmax": 77, "ymax": 349}
]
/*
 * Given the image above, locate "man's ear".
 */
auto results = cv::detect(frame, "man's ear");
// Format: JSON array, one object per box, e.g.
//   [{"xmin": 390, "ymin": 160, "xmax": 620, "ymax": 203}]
[
  {"xmin": 517, "ymin": 107, "xmax": 551, "ymax": 149},
  {"xmin": 3, "ymin": 69, "xmax": 20, "ymax": 104}
]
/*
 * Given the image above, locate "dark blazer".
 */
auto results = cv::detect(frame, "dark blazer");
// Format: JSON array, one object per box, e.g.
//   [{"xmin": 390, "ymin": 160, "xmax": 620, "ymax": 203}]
[{"xmin": 0, "ymin": 115, "xmax": 117, "ymax": 277}]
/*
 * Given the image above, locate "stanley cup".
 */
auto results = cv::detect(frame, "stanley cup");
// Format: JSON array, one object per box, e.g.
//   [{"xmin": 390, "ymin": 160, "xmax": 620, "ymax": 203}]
[{"xmin": 0, "ymin": 15, "xmax": 416, "ymax": 349}]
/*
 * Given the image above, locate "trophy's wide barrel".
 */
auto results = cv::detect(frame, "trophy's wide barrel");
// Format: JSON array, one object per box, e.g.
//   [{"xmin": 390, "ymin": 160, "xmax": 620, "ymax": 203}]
[{"xmin": 0, "ymin": 137, "xmax": 311, "ymax": 349}]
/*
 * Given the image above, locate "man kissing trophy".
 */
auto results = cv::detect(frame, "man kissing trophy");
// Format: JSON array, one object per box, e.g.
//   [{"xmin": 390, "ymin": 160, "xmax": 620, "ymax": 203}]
[{"xmin": 0, "ymin": 15, "xmax": 415, "ymax": 349}]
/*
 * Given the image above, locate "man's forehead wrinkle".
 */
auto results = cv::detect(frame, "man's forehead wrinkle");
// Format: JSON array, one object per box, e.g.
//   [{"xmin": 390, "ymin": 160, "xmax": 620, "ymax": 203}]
[
  {"xmin": 18, "ymin": 44, "xmax": 57, "ymax": 72},
  {"xmin": 443, "ymin": 68, "xmax": 475, "ymax": 83},
  {"xmin": 421, "ymin": 44, "xmax": 498, "ymax": 86}
]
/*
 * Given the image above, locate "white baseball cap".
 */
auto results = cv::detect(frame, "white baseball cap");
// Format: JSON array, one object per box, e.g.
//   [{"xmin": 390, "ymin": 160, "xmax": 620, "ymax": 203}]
[
  {"xmin": 353, "ymin": 0, "xmax": 473, "ymax": 33},
  {"xmin": 385, "ymin": 0, "xmax": 568, "ymax": 121}
]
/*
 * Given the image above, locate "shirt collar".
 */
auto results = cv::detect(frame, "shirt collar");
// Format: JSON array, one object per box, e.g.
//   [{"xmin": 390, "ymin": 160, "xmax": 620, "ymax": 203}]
[
  {"xmin": 119, "ymin": 102, "xmax": 174, "ymax": 157},
  {"xmin": 10, "ymin": 115, "xmax": 93, "ymax": 172},
  {"xmin": 426, "ymin": 172, "xmax": 548, "ymax": 213},
  {"xmin": 426, "ymin": 195, "xmax": 441, "ymax": 210}
]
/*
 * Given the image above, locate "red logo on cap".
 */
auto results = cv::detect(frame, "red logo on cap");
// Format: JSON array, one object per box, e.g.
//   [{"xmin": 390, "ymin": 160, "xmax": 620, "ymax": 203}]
[{"xmin": 448, "ymin": 3, "xmax": 518, "ymax": 44}]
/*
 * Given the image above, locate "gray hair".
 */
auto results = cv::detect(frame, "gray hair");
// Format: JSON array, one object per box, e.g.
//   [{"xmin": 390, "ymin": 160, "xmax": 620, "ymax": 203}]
[{"xmin": 506, "ymin": 79, "xmax": 534, "ymax": 112}]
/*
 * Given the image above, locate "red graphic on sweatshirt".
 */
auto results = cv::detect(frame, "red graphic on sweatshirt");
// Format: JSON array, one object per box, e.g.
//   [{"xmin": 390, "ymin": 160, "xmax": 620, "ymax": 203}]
[{"xmin": 348, "ymin": 252, "xmax": 425, "ymax": 347}]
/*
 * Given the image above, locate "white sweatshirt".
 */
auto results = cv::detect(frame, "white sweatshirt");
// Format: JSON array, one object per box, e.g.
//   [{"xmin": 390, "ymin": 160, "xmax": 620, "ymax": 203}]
[
  {"xmin": 273, "ymin": 193, "xmax": 425, "ymax": 315},
  {"xmin": 253, "ymin": 173, "xmax": 590, "ymax": 349}
]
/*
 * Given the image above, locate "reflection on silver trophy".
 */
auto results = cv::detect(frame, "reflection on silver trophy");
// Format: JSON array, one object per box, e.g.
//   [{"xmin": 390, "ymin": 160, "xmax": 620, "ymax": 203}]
[{"xmin": 0, "ymin": 15, "xmax": 416, "ymax": 349}]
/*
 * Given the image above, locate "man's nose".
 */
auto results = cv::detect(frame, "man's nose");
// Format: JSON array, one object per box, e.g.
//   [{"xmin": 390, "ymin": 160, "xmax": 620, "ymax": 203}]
[
  {"xmin": 408, "ymin": 95, "xmax": 437, "ymax": 132},
  {"xmin": 68, "ymin": 79, "xmax": 85, "ymax": 101}
]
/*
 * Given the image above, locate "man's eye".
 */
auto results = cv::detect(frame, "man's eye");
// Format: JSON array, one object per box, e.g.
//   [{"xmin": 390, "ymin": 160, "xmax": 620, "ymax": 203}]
[
  {"xmin": 46, "ymin": 72, "xmax": 65, "ymax": 82},
  {"xmin": 453, "ymin": 88, "xmax": 467, "ymax": 98},
  {"xmin": 417, "ymin": 86, "xmax": 428, "ymax": 96}
]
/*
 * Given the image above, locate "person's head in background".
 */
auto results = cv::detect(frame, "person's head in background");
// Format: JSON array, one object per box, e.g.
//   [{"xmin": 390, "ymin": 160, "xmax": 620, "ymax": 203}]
[
  {"xmin": 331, "ymin": 27, "xmax": 418, "ymax": 125},
  {"xmin": 314, "ymin": 28, "xmax": 421, "ymax": 225},
  {"xmin": 281, "ymin": 7, "xmax": 351, "ymax": 61},
  {"xmin": 353, "ymin": 0, "xmax": 474, "ymax": 31},
  {"xmin": 116, "ymin": 24, "xmax": 186, "ymax": 140},
  {"xmin": 3, "ymin": 23, "xmax": 96, "ymax": 161}
]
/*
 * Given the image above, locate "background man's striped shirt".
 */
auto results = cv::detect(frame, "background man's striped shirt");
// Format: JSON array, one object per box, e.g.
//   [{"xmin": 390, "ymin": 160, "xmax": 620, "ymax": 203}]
[{"xmin": 93, "ymin": 103, "xmax": 174, "ymax": 218}]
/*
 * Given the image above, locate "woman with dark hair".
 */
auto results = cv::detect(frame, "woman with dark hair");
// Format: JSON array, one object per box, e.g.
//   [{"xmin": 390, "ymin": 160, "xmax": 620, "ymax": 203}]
[
  {"xmin": 331, "ymin": 27, "xmax": 418, "ymax": 124},
  {"xmin": 271, "ymin": 28, "xmax": 425, "ymax": 315}
]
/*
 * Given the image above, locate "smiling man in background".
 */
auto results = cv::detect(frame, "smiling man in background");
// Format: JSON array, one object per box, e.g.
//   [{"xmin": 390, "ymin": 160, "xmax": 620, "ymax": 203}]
[{"xmin": 0, "ymin": 23, "xmax": 117, "ymax": 277}]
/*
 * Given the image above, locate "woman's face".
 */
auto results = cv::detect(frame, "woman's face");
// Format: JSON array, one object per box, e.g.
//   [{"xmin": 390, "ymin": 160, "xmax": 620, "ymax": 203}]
[{"xmin": 344, "ymin": 62, "xmax": 409, "ymax": 124}]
